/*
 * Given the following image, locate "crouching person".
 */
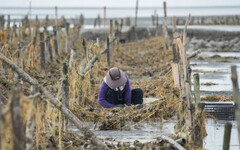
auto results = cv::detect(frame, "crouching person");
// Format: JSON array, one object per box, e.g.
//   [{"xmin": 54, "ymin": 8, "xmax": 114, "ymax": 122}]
[{"xmin": 98, "ymin": 67, "xmax": 143, "ymax": 108}]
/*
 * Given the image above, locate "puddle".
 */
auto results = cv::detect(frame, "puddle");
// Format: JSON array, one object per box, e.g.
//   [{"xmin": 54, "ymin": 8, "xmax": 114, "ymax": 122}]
[{"xmin": 203, "ymin": 119, "xmax": 239, "ymax": 150}]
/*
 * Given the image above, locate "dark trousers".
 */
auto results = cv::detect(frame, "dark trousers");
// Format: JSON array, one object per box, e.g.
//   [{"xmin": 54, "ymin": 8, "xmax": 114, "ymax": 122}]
[{"xmin": 106, "ymin": 88, "xmax": 143, "ymax": 105}]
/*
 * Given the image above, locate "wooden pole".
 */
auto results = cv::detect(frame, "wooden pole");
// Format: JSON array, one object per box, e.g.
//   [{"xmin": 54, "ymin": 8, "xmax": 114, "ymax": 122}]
[
  {"xmin": 171, "ymin": 17, "xmax": 180, "ymax": 88},
  {"xmin": 62, "ymin": 62, "xmax": 69, "ymax": 131},
  {"xmin": 0, "ymin": 53, "xmax": 109, "ymax": 150},
  {"xmin": 53, "ymin": 26, "xmax": 59, "ymax": 58},
  {"xmin": 11, "ymin": 84, "xmax": 25, "ymax": 150},
  {"xmin": 163, "ymin": 1, "xmax": 169, "ymax": 49},
  {"xmin": 104, "ymin": 7, "xmax": 106, "ymax": 27},
  {"xmin": 40, "ymin": 32, "xmax": 45, "ymax": 72},
  {"xmin": 106, "ymin": 37, "xmax": 110, "ymax": 68},
  {"xmin": 231, "ymin": 65, "xmax": 240, "ymax": 149},
  {"xmin": 135, "ymin": 0, "xmax": 139, "ymax": 26},
  {"xmin": 82, "ymin": 39, "xmax": 88, "ymax": 61},
  {"xmin": 55, "ymin": 6, "xmax": 58, "ymax": 26},
  {"xmin": 172, "ymin": 16, "xmax": 176, "ymax": 33},
  {"xmin": 223, "ymin": 122, "xmax": 232, "ymax": 150},
  {"xmin": 108, "ymin": 20, "xmax": 113, "ymax": 67},
  {"xmin": 29, "ymin": 1, "xmax": 32, "ymax": 20},
  {"xmin": 7, "ymin": 15, "xmax": 10, "ymax": 28},
  {"xmin": 183, "ymin": 14, "xmax": 191, "ymax": 47},
  {"xmin": 47, "ymin": 35, "xmax": 53, "ymax": 62},
  {"xmin": 193, "ymin": 73, "xmax": 200, "ymax": 104},
  {"xmin": 65, "ymin": 22, "xmax": 70, "ymax": 53}
]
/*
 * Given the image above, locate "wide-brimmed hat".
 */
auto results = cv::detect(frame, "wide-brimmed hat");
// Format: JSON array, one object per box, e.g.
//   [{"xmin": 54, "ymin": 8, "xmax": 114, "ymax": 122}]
[{"xmin": 105, "ymin": 67, "xmax": 127, "ymax": 89}]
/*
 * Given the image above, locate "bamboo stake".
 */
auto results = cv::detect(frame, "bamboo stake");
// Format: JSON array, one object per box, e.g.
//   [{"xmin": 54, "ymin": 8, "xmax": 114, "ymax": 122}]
[
  {"xmin": 0, "ymin": 53, "xmax": 109, "ymax": 150},
  {"xmin": 222, "ymin": 122, "xmax": 232, "ymax": 150},
  {"xmin": 11, "ymin": 84, "xmax": 25, "ymax": 150},
  {"xmin": 231, "ymin": 65, "xmax": 240, "ymax": 149}
]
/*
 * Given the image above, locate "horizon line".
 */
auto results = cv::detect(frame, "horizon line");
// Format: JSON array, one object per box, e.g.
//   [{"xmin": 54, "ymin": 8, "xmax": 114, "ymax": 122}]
[{"xmin": 0, "ymin": 5, "xmax": 240, "ymax": 9}]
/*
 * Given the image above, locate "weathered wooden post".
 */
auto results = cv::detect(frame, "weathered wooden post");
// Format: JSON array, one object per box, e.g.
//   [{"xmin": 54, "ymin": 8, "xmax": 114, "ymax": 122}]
[
  {"xmin": 43, "ymin": 26, "xmax": 49, "ymax": 62},
  {"xmin": 55, "ymin": 6, "xmax": 58, "ymax": 26},
  {"xmin": 62, "ymin": 62, "xmax": 69, "ymax": 131},
  {"xmin": 152, "ymin": 15, "xmax": 155, "ymax": 26},
  {"xmin": 97, "ymin": 14, "xmax": 101, "ymax": 27},
  {"xmin": 104, "ymin": 7, "xmax": 106, "ymax": 27},
  {"xmin": 11, "ymin": 84, "xmax": 25, "ymax": 150},
  {"xmin": 231, "ymin": 65, "xmax": 240, "ymax": 149},
  {"xmin": 65, "ymin": 22, "xmax": 70, "ymax": 53},
  {"xmin": 135, "ymin": 0, "xmax": 139, "ymax": 26},
  {"xmin": 7, "ymin": 15, "xmax": 10, "ymax": 28},
  {"xmin": 40, "ymin": 32, "xmax": 45, "ymax": 72},
  {"xmin": 82, "ymin": 39, "xmax": 88, "ymax": 61},
  {"xmin": 171, "ymin": 16, "xmax": 180, "ymax": 88},
  {"xmin": 108, "ymin": 20, "xmax": 114, "ymax": 67},
  {"xmin": 69, "ymin": 48, "xmax": 76, "ymax": 69},
  {"xmin": 193, "ymin": 73, "xmax": 200, "ymax": 104},
  {"xmin": 106, "ymin": 37, "xmax": 110, "ymax": 68},
  {"xmin": 47, "ymin": 35, "xmax": 53, "ymax": 62},
  {"xmin": 53, "ymin": 26, "xmax": 59, "ymax": 58},
  {"xmin": 163, "ymin": 1, "xmax": 169, "ymax": 49},
  {"xmin": 45, "ymin": 15, "xmax": 49, "ymax": 27},
  {"xmin": 80, "ymin": 14, "xmax": 84, "ymax": 26},
  {"xmin": 222, "ymin": 122, "xmax": 232, "ymax": 150}
]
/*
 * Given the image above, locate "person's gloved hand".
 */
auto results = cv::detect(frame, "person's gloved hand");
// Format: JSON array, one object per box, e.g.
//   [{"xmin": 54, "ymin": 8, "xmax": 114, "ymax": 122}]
[{"xmin": 116, "ymin": 104, "xmax": 125, "ymax": 108}]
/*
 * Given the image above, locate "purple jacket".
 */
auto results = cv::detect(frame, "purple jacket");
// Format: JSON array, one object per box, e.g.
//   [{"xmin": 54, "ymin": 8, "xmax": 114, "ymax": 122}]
[{"xmin": 98, "ymin": 76, "xmax": 131, "ymax": 108}]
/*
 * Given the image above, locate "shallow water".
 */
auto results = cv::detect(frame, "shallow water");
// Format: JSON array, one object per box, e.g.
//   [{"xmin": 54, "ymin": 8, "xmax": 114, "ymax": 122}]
[
  {"xmin": 190, "ymin": 52, "xmax": 240, "ymax": 96},
  {"xmin": 71, "ymin": 119, "xmax": 239, "ymax": 149},
  {"xmin": 204, "ymin": 119, "xmax": 239, "ymax": 150},
  {"xmin": 71, "ymin": 121, "xmax": 175, "ymax": 145}
]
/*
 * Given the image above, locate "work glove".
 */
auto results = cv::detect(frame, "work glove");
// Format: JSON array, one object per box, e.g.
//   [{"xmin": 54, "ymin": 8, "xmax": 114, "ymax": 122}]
[{"xmin": 116, "ymin": 104, "xmax": 125, "ymax": 108}]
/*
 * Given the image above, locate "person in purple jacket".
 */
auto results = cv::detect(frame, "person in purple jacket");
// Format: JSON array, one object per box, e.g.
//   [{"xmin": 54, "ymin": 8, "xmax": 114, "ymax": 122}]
[{"xmin": 98, "ymin": 67, "xmax": 143, "ymax": 108}]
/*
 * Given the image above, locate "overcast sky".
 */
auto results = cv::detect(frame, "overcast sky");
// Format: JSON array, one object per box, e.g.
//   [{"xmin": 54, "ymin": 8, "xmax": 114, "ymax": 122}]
[{"xmin": 2, "ymin": 0, "xmax": 240, "ymax": 7}]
